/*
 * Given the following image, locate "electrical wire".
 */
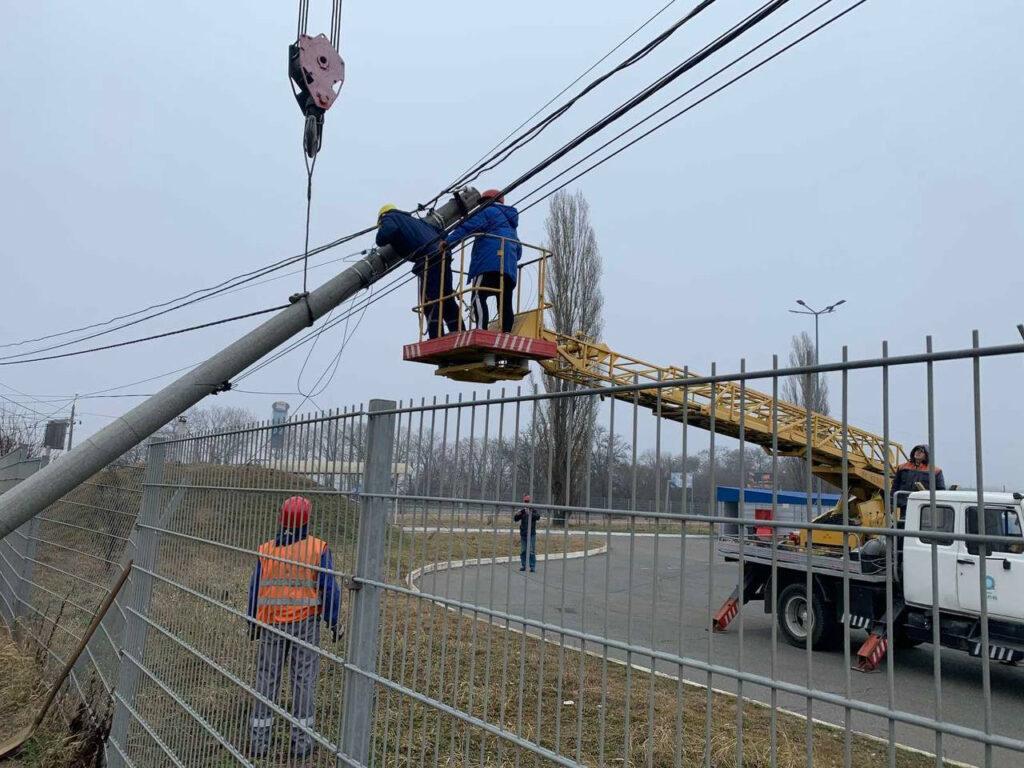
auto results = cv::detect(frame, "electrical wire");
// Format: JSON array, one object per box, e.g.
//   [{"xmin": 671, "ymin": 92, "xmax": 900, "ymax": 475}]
[
  {"xmin": 234, "ymin": 266, "xmax": 409, "ymax": 385},
  {"xmin": 0, "ymin": 3, "xmax": 731, "ymax": 363},
  {"xmin": 513, "ymin": 0, "xmax": 841, "ymax": 208},
  {"xmin": 438, "ymin": 0, "xmax": 683, "ymax": 203},
  {"xmin": 0, "ymin": 227, "xmax": 376, "ymax": 352},
  {"xmin": 263, "ymin": 0, "xmax": 860, "ymax": 371},
  {"xmin": 2, "ymin": 0, "xmax": 865, "ymax": 398},
  {"xmin": 492, "ymin": 0, "xmax": 792, "ymax": 207},
  {"xmin": 517, "ymin": 0, "xmax": 869, "ymax": 213},
  {"xmin": 446, "ymin": 0, "xmax": 718, "ymax": 192},
  {"xmin": 0, "ymin": 391, "xmax": 70, "ymax": 420},
  {"xmin": 0, "ymin": 304, "xmax": 290, "ymax": 367}
]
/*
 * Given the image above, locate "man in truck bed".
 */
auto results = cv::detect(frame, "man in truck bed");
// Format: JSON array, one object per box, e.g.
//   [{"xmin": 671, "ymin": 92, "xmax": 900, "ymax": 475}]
[{"xmin": 892, "ymin": 444, "xmax": 945, "ymax": 513}]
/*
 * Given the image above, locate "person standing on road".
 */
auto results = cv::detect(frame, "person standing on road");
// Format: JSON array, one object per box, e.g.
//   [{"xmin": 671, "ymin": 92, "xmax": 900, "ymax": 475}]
[
  {"xmin": 247, "ymin": 496, "xmax": 342, "ymax": 760},
  {"xmin": 891, "ymin": 444, "xmax": 945, "ymax": 514},
  {"xmin": 514, "ymin": 494, "xmax": 541, "ymax": 573},
  {"xmin": 445, "ymin": 189, "xmax": 522, "ymax": 333}
]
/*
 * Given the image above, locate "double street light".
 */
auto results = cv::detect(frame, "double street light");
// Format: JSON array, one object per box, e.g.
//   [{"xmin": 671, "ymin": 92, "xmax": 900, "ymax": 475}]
[
  {"xmin": 788, "ymin": 299, "xmax": 845, "ymax": 510},
  {"xmin": 788, "ymin": 298, "xmax": 846, "ymax": 366}
]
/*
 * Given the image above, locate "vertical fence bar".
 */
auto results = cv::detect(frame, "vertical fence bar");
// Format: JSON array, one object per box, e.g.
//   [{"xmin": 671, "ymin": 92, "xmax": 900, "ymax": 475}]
[
  {"xmin": 108, "ymin": 439, "xmax": 167, "ymax": 767},
  {"xmin": 339, "ymin": 399, "xmax": 396, "ymax": 767},
  {"xmin": 13, "ymin": 453, "xmax": 49, "ymax": 628}
]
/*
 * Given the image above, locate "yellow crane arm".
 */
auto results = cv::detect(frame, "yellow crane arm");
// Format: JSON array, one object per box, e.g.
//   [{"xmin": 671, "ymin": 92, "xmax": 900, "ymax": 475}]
[{"xmin": 539, "ymin": 329, "xmax": 905, "ymax": 499}]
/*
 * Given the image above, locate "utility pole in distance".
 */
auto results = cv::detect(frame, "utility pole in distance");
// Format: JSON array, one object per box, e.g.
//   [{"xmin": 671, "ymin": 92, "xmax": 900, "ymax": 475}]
[
  {"xmin": 0, "ymin": 189, "xmax": 481, "ymax": 539},
  {"xmin": 66, "ymin": 395, "xmax": 78, "ymax": 451}
]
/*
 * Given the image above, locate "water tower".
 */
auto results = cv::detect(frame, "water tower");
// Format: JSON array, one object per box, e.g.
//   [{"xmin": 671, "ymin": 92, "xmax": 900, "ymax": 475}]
[{"xmin": 271, "ymin": 401, "xmax": 290, "ymax": 457}]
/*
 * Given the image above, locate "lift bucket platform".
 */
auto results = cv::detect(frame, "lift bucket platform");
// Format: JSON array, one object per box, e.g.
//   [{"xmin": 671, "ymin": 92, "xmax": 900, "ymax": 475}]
[{"xmin": 403, "ymin": 329, "xmax": 557, "ymax": 383}]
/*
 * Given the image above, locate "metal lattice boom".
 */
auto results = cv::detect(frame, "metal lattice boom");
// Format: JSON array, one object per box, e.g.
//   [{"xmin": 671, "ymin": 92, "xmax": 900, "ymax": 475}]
[{"xmin": 540, "ymin": 330, "xmax": 905, "ymax": 498}]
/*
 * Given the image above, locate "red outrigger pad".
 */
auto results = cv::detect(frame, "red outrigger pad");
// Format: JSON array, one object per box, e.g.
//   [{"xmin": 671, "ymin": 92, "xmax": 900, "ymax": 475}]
[{"xmin": 403, "ymin": 330, "xmax": 558, "ymax": 366}]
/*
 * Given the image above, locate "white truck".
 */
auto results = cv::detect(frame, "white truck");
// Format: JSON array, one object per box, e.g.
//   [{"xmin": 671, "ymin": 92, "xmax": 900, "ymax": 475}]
[{"xmin": 715, "ymin": 490, "xmax": 1024, "ymax": 671}]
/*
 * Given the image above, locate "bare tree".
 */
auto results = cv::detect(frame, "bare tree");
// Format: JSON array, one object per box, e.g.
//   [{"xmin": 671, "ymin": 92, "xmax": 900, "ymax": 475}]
[
  {"xmin": 0, "ymin": 406, "xmax": 42, "ymax": 457},
  {"xmin": 779, "ymin": 330, "xmax": 832, "ymax": 492},
  {"xmin": 537, "ymin": 190, "xmax": 604, "ymax": 523}
]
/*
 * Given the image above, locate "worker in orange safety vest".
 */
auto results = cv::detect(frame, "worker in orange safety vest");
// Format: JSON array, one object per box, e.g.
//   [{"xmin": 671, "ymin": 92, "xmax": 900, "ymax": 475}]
[{"xmin": 246, "ymin": 496, "xmax": 341, "ymax": 760}]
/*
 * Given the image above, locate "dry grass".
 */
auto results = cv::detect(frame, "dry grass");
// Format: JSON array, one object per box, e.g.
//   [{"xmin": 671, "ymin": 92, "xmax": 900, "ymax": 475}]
[
  {"xmin": 3, "ymin": 464, "xmax": 947, "ymax": 766},
  {"xmin": 0, "ymin": 630, "xmax": 111, "ymax": 768},
  {"xmin": 373, "ymin": 596, "xmax": 947, "ymax": 768}
]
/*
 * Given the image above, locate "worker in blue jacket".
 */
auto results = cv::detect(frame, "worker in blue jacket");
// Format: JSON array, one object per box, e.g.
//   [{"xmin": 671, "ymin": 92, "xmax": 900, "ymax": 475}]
[
  {"xmin": 376, "ymin": 204, "xmax": 460, "ymax": 339},
  {"xmin": 445, "ymin": 189, "xmax": 521, "ymax": 333}
]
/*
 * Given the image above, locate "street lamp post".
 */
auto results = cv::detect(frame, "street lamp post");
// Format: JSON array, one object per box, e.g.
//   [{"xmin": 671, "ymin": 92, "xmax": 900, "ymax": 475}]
[
  {"xmin": 788, "ymin": 298, "xmax": 846, "ymax": 511},
  {"xmin": 788, "ymin": 298, "xmax": 846, "ymax": 366}
]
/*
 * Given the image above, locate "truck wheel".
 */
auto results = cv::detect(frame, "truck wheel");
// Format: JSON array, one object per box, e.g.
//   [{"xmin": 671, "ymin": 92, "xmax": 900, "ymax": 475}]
[
  {"xmin": 892, "ymin": 625, "xmax": 923, "ymax": 649},
  {"xmin": 776, "ymin": 583, "xmax": 839, "ymax": 650}
]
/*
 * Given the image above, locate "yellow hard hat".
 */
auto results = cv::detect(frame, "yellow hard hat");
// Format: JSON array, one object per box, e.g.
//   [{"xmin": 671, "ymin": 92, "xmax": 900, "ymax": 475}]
[{"xmin": 378, "ymin": 203, "xmax": 396, "ymax": 219}]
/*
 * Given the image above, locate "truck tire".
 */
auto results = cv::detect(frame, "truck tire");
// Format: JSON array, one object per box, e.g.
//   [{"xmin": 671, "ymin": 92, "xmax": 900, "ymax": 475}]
[
  {"xmin": 776, "ymin": 583, "xmax": 840, "ymax": 650},
  {"xmin": 892, "ymin": 625, "xmax": 924, "ymax": 649}
]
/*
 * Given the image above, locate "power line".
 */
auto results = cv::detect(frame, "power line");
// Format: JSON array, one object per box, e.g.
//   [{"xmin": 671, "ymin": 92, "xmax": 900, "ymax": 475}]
[
  {"xmin": 0, "ymin": 227, "xmax": 376, "ymax": 353},
  {"xmin": 0, "ymin": 4, "xmax": 712, "ymax": 367},
  {"xmin": 255, "ymin": 0, "xmax": 859, "ymax": 376},
  {"xmin": 440, "ymin": 0, "xmax": 683, "ymax": 200},
  {"xmin": 1, "ymin": 0, "xmax": 861, "ymax": 396},
  {"xmin": 512, "ymin": 0, "xmax": 831, "ymax": 207},
  {"xmin": 234, "ymin": 266, "xmax": 410, "ymax": 385},
  {"xmin": 0, "ymin": 304, "xmax": 290, "ymax": 367},
  {"xmin": 0, "ymin": 391, "xmax": 70, "ymax": 420},
  {"xmin": 447, "ymin": 0, "xmax": 718, "ymax": 192},
  {"xmin": 493, "ymin": 0, "xmax": 792, "ymax": 205},
  {"xmin": 0, "ymin": 244, "xmax": 371, "ymax": 363},
  {"xmin": 517, "ymin": 0, "xmax": 869, "ymax": 212}
]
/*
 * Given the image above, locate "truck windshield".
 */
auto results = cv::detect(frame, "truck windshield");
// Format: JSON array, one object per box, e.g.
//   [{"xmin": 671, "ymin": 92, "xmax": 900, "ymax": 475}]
[{"xmin": 965, "ymin": 506, "xmax": 1024, "ymax": 556}]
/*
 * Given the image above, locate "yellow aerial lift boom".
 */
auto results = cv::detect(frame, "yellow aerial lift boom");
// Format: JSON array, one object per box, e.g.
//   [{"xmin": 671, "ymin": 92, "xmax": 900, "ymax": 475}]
[
  {"xmin": 405, "ymin": 239, "xmax": 906, "ymax": 546},
  {"xmin": 539, "ymin": 326, "xmax": 907, "ymax": 546}
]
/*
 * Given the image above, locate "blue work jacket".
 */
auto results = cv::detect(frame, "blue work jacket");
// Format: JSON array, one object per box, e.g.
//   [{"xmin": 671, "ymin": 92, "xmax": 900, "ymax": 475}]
[{"xmin": 446, "ymin": 204, "xmax": 521, "ymax": 281}]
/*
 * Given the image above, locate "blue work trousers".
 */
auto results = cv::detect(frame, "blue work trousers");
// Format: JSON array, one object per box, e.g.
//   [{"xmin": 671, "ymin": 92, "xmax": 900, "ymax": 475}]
[{"xmin": 519, "ymin": 532, "xmax": 537, "ymax": 571}]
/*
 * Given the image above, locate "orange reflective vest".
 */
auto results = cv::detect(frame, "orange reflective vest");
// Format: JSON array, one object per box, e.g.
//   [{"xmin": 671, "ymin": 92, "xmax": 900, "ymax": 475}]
[{"xmin": 256, "ymin": 535, "xmax": 327, "ymax": 625}]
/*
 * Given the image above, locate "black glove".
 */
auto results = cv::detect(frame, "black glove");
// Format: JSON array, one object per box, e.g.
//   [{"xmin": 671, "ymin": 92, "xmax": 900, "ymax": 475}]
[{"xmin": 331, "ymin": 625, "xmax": 343, "ymax": 643}]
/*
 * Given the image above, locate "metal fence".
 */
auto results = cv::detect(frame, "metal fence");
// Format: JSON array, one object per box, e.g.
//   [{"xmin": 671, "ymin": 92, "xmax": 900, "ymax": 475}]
[
  {"xmin": 1, "ymin": 334, "xmax": 1023, "ymax": 768},
  {"xmin": 0, "ymin": 444, "xmax": 141, "ymax": 737}
]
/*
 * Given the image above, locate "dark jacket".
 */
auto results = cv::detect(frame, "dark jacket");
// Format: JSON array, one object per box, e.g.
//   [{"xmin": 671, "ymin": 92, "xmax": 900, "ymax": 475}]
[
  {"xmin": 247, "ymin": 524, "xmax": 341, "ymax": 630},
  {"xmin": 892, "ymin": 444, "xmax": 945, "ymax": 508},
  {"xmin": 376, "ymin": 210, "xmax": 444, "ymax": 276},
  {"xmin": 514, "ymin": 505, "xmax": 541, "ymax": 537},
  {"xmin": 446, "ymin": 203, "xmax": 521, "ymax": 281}
]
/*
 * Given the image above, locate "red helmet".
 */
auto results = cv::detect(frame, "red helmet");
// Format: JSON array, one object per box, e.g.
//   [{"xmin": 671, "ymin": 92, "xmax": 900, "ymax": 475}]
[
  {"xmin": 481, "ymin": 188, "xmax": 505, "ymax": 204},
  {"xmin": 279, "ymin": 496, "xmax": 312, "ymax": 528}
]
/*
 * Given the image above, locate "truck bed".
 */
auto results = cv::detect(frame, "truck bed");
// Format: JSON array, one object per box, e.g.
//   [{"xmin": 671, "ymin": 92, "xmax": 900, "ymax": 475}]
[{"xmin": 717, "ymin": 536, "xmax": 890, "ymax": 583}]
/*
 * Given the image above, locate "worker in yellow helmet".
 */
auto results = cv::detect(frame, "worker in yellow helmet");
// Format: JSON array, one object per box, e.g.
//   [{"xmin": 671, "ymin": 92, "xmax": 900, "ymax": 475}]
[
  {"xmin": 247, "ymin": 496, "xmax": 341, "ymax": 760},
  {"xmin": 375, "ymin": 204, "xmax": 460, "ymax": 339}
]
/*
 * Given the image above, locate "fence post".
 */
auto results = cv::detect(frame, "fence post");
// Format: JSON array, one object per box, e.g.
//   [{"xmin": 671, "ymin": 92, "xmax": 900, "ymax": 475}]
[
  {"xmin": 338, "ymin": 399, "xmax": 395, "ymax": 768},
  {"xmin": 107, "ymin": 441, "xmax": 166, "ymax": 767},
  {"xmin": 0, "ymin": 449, "xmax": 48, "ymax": 631}
]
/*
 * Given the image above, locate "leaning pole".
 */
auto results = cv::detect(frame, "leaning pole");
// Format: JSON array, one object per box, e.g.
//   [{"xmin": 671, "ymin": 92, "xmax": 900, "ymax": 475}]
[{"xmin": 0, "ymin": 188, "xmax": 480, "ymax": 538}]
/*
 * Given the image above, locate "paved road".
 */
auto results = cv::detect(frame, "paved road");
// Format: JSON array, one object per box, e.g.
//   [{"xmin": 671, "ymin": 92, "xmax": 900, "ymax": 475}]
[{"xmin": 417, "ymin": 536, "xmax": 1024, "ymax": 767}]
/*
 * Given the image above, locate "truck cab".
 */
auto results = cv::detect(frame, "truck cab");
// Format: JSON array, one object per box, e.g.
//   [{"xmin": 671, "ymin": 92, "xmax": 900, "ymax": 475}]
[{"xmin": 903, "ymin": 491, "xmax": 1024, "ymax": 622}]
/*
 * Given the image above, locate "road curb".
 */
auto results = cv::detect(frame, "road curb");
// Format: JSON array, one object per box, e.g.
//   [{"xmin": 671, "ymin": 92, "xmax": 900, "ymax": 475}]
[
  {"xmin": 407, "ymin": 544, "xmax": 976, "ymax": 768},
  {"xmin": 406, "ymin": 540, "xmax": 610, "ymax": 593},
  {"xmin": 399, "ymin": 525, "xmax": 711, "ymax": 539}
]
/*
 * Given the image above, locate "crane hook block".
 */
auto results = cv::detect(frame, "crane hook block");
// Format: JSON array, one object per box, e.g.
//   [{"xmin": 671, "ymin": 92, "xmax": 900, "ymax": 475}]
[{"xmin": 288, "ymin": 34, "xmax": 345, "ymax": 157}]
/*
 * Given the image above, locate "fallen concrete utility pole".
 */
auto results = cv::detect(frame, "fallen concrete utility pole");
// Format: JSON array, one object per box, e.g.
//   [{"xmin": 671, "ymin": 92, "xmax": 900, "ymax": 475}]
[{"xmin": 0, "ymin": 188, "xmax": 480, "ymax": 538}]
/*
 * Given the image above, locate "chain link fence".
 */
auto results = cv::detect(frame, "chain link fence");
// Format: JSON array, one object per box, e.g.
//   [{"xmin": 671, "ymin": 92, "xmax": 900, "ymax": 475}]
[{"xmin": 1, "ymin": 336, "xmax": 1023, "ymax": 767}]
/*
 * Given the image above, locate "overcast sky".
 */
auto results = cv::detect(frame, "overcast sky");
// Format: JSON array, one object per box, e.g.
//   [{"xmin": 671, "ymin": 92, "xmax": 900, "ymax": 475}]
[{"xmin": 1, "ymin": 1, "xmax": 1021, "ymax": 489}]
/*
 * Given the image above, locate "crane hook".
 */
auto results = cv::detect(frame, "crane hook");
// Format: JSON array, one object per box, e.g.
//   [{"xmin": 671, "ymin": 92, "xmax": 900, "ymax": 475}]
[{"xmin": 288, "ymin": 33, "xmax": 345, "ymax": 158}]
